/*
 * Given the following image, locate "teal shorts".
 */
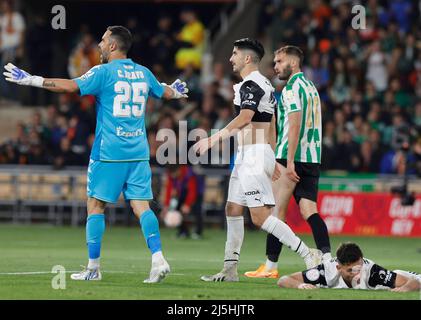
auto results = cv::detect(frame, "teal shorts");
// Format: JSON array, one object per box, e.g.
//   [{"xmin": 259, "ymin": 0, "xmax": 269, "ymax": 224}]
[{"xmin": 87, "ymin": 159, "xmax": 152, "ymax": 203}]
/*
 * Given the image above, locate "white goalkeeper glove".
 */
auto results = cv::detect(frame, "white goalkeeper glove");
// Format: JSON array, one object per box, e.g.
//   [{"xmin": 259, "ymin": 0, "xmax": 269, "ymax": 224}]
[
  {"xmin": 3, "ymin": 63, "xmax": 44, "ymax": 88},
  {"xmin": 162, "ymin": 79, "xmax": 189, "ymax": 99}
]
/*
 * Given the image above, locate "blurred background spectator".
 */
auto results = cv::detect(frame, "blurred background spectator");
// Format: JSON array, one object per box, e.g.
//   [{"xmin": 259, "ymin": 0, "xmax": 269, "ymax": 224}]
[
  {"xmin": 175, "ymin": 8, "xmax": 205, "ymax": 71},
  {"xmin": 67, "ymin": 32, "xmax": 100, "ymax": 78},
  {"xmin": 162, "ymin": 163, "xmax": 204, "ymax": 239},
  {"xmin": 0, "ymin": 0, "xmax": 25, "ymax": 101}
]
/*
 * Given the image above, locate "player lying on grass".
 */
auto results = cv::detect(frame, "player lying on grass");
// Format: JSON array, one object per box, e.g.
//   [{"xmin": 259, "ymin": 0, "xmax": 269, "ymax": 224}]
[{"xmin": 278, "ymin": 242, "xmax": 421, "ymax": 292}]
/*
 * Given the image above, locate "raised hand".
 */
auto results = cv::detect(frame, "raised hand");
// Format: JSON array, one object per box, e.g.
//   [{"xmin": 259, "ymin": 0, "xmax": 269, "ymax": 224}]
[
  {"xmin": 170, "ymin": 79, "xmax": 189, "ymax": 99},
  {"xmin": 3, "ymin": 63, "xmax": 44, "ymax": 87}
]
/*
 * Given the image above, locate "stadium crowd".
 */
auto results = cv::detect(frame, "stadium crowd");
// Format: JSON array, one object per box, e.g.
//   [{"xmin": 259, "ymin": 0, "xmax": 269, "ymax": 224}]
[{"xmin": 0, "ymin": 0, "xmax": 420, "ymax": 178}]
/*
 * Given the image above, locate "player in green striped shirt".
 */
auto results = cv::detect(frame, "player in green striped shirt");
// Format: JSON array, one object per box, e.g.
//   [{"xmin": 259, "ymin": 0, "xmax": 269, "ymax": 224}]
[
  {"xmin": 245, "ymin": 46, "xmax": 332, "ymax": 279},
  {"xmin": 275, "ymin": 61, "xmax": 322, "ymax": 164}
]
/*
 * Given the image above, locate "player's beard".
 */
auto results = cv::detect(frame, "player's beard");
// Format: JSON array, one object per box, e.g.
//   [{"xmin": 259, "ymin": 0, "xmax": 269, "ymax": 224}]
[
  {"xmin": 232, "ymin": 63, "xmax": 238, "ymax": 73},
  {"xmin": 232, "ymin": 61, "xmax": 244, "ymax": 74},
  {"xmin": 100, "ymin": 50, "xmax": 109, "ymax": 64},
  {"xmin": 277, "ymin": 64, "xmax": 292, "ymax": 80}
]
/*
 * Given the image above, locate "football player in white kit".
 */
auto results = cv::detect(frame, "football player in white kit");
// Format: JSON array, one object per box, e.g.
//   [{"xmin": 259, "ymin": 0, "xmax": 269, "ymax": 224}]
[
  {"xmin": 278, "ymin": 242, "xmax": 421, "ymax": 292},
  {"xmin": 194, "ymin": 38, "xmax": 321, "ymax": 282}
]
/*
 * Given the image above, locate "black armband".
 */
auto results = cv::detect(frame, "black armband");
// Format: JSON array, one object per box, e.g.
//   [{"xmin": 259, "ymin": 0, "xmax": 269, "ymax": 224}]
[
  {"xmin": 368, "ymin": 264, "xmax": 397, "ymax": 288},
  {"xmin": 302, "ymin": 264, "xmax": 327, "ymax": 286}
]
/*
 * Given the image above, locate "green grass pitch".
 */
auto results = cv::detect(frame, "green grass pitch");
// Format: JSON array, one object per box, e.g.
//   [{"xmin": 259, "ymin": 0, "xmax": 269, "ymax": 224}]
[{"xmin": 0, "ymin": 224, "xmax": 420, "ymax": 300}]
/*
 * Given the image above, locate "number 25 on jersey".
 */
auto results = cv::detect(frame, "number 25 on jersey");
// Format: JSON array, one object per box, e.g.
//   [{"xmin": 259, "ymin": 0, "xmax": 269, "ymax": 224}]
[{"xmin": 113, "ymin": 81, "xmax": 147, "ymax": 117}]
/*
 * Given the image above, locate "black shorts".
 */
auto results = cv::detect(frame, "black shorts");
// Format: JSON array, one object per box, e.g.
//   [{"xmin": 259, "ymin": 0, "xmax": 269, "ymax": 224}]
[{"xmin": 277, "ymin": 159, "xmax": 320, "ymax": 203}]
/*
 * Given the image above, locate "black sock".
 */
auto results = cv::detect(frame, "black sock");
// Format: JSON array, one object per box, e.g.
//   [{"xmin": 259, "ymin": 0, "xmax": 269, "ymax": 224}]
[
  {"xmin": 266, "ymin": 233, "xmax": 283, "ymax": 262},
  {"xmin": 307, "ymin": 213, "xmax": 331, "ymax": 254}
]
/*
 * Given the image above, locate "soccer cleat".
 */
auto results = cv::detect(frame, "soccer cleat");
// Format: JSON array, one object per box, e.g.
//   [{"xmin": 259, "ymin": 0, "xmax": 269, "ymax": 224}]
[
  {"xmin": 304, "ymin": 248, "xmax": 323, "ymax": 269},
  {"xmin": 70, "ymin": 266, "xmax": 102, "ymax": 281},
  {"xmin": 244, "ymin": 264, "xmax": 279, "ymax": 278},
  {"xmin": 143, "ymin": 258, "xmax": 171, "ymax": 284},
  {"xmin": 201, "ymin": 265, "xmax": 239, "ymax": 282}
]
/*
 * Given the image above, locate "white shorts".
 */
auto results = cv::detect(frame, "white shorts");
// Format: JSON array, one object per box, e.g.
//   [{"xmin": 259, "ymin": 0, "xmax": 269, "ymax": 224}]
[{"xmin": 227, "ymin": 144, "xmax": 276, "ymax": 208}]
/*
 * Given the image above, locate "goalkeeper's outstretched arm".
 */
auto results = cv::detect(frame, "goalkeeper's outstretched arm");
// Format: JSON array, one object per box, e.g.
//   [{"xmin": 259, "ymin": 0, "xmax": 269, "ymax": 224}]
[
  {"xmin": 42, "ymin": 78, "xmax": 79, "ymax": 93},
  {"xmin": 42, "ymin": 79, "xmax": 189, "ymax": 97},
  {"xmin": 3, "ymin": 63, "xmax": 79, "ymax": 93},
  {"xmin": 4, "ymin": 63, "xmax": 189, "ymax": 98}
]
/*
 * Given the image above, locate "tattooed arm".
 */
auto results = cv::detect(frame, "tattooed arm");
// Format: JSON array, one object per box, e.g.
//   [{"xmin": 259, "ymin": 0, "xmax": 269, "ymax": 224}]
[
  {"xmin": 3, "ymin": 63, "xmax": 79, "ymax": 93},
  {"xmin": 42, "ymin": 79, "xmax": 80, "ymax": 93}
]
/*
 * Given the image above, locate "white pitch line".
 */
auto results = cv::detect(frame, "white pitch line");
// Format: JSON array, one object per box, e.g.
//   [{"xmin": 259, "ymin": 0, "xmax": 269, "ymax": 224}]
[
  {"xmin": 0, "ymin": 271, "xmax": 185, "ymax": 276},
  {"xmin": 0, "ymin": 271, "xmax": 69, "ymax": 275}
]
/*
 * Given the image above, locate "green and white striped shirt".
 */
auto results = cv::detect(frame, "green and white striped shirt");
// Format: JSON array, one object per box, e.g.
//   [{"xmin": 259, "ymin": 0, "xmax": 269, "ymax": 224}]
[{"xmin": 275, "ymin": 72, "xmax": 322, "ymax": 163}]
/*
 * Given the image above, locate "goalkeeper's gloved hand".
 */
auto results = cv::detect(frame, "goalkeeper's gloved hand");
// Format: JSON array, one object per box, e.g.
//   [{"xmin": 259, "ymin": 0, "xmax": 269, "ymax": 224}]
[
  {"xmin": 3, "ymin": 63, "xmax": 44, "ymax": 87},
  {"xmin": 167, "ymin": 79, "xmax": 189, "ymax": 99}
]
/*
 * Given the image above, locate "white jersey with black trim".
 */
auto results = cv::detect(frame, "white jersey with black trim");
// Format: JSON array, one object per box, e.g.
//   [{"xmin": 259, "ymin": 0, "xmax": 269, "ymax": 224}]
[
  {"xmin": 302, "ymin": 258, "xmax": 421, "ymax": 290},
  {"xmin": 233, "ymin": 70, "xmax": 276, "ymax": 122}
]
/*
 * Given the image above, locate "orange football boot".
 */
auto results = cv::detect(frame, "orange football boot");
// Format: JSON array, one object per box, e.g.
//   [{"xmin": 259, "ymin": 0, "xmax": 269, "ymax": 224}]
[{"xmin": 244, "ymin": 264, "xmax": 279, "ymax": 278}]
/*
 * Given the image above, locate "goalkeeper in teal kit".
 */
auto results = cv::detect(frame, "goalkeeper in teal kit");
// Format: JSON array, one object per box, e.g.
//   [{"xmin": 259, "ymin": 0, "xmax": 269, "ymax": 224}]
[{"xmin": 3, "ymin": 26, "xmax": 188, "ymax": 283}]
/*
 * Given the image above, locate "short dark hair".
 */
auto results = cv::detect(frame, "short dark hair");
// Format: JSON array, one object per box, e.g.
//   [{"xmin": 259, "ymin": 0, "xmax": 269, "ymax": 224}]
[
  {"xmin": 275, "ymin": 45, "xmax": 304, "ymax": 68},
  {"xmin": 336, "ymin": 242, "xmax": 363, "ymax": 265},
  {"xmin": 107, "ymin": 26, "xmax": 133, "ymax": 54},
  {"xmin": 233, "ymin": 38, "xmax": 265, "ymax": 62}
]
